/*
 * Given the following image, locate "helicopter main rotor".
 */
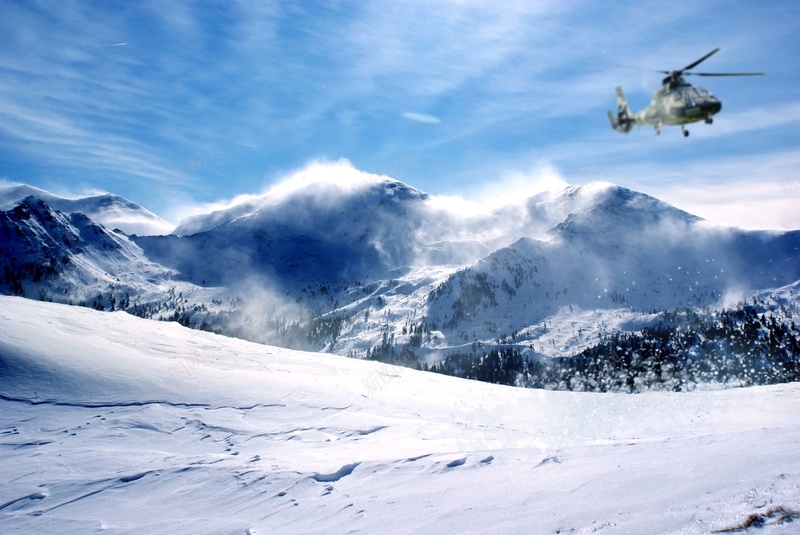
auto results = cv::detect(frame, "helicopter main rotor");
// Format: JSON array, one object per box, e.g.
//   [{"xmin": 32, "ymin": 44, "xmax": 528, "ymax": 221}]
[
  {"xmin": 596, "ymin": 48, "xmax": 764, "ymax": 86},
  {"xmin": 654, "ymin": 48, "xmax": 764, "ymax": 85}
]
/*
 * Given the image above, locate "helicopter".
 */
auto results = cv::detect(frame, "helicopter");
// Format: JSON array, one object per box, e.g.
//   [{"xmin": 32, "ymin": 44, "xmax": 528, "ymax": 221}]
[{"xmin": 607, "ymin": 48, "xmax": 763, "ymax": 137}]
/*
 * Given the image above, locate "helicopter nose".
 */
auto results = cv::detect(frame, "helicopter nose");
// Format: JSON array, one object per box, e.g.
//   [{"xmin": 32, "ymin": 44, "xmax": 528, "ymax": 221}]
[{"xmin": 704, "ymin": 99, "xmax": 722, "ymax": 115}]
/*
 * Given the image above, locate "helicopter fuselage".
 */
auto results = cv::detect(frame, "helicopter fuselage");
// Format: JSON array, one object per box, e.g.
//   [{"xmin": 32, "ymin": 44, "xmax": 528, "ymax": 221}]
[
  {"xmin": 608, "ymin": 80, "xmax": 723, "ymax": 137},
  {"xmin": 635, "ymin": 80, "xmax": 722, "ymax": 130},
  {"xmin": 606, "ymin": 48, "xmax": 760, "ymax": 137}
]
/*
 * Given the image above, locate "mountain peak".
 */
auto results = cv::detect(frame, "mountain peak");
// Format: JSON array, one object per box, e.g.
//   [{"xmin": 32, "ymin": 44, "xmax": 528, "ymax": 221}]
[
  {"xmin": 0, "ymin": 184, "xmax": 173, "ymax": 236},
  {"xmin": 174, "ymin": 172, "xmax": 428, "ymax": 237},
  {"xmin": 547, "ymin": 183, "xmax": 702, "ymax": 240}
]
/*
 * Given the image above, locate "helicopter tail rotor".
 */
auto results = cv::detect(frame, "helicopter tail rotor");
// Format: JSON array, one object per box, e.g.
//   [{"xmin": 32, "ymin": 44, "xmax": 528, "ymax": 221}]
[{"xmin": 608, "ymin": 86, "xmax": 634, "ymax": 133}]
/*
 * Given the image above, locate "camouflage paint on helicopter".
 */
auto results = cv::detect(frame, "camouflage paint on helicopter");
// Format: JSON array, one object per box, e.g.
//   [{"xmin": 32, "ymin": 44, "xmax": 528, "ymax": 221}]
[{"xmin": 608, "ymin": 48, "xmax": 762, "ymax": 137}]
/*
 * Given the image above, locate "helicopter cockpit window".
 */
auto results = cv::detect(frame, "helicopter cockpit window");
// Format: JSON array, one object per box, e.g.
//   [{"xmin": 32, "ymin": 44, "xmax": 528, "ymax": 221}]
[{"xmin": 685, "ymin": 87, "xmax": 708, "ymax": 106}]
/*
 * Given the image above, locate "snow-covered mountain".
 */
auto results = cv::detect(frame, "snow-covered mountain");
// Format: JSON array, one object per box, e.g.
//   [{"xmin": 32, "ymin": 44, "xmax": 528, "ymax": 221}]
[
  {"xmin": 163, "ymin": 177, "xmax": 622, "ymax": 281},
  {"xmin": 158, "ymin": 177, "xmax": 797, "ymax": 359},
  {"xmin": 424, "ymin": 186, "xmax": 800, "ymax": 342},
  {"xmin": 2, "ymin": 296, "xmax": 799, "ymax": 533},
  {"xmin": 153, "ymin": 179, "xmax": 799, "ymax": 294},
  {"xmin": 0, "ymin": 196, "xmax": 175, "ymax": 307},
  {"xmin": 2, "ymin": 178, "xmax": 799, "ymax": 388},
  {"xmin": 139, "ymin": 177, "xmax": 437, "ymax": 285},
  {"xmin": 0, "ymin": 184, "xmax": 173, "ymax": 236}
]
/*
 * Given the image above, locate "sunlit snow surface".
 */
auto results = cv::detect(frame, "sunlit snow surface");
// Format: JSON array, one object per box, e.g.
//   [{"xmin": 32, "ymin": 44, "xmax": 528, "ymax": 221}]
[{"xmin": 1, "ymin": 296, "xmax": 798, "ymax": 534}]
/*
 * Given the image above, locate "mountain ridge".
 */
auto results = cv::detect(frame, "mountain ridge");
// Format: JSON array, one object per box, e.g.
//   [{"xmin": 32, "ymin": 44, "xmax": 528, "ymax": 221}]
[
  {"xmin": 0, "ymin": 184, "xmax": 174, "ymax": 236},
  {"xmin": 0, "ymin": 196, "xmax": 176, "ymax": 307},
  {"xmin": 2, "ymin": 178, "xmax": 798, "ymax": 390}
]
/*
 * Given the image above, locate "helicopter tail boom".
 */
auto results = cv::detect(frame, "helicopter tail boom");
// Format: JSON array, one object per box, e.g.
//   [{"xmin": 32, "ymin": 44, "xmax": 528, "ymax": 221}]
[{"xmin": 608, "ymin": 86, "xmax": 634, "ymax": 133}]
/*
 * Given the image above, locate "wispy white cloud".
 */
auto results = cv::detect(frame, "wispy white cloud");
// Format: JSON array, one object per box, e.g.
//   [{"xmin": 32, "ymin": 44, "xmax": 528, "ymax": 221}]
[
  {"xmin": 653, "ymin": 179, "xmax": 800, "ymax": 230},
  {"xmin": 164, "ymin": 158, "xmax": 385, "ymax": 226},
  {"xmin": 427, "ymin": 163, "xmax": 569, "ymax": 215},
  {"xmin": 402, "ymin": 112, "xmax": 441, "ymax": 125},
  {"xmin": 0, "ymin": 177, "xmax": 22, "ymax": 187}
]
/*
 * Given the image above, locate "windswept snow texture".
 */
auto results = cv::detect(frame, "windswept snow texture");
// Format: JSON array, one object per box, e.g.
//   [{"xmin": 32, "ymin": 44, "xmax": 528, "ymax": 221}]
[{"xmin": 1, "ymin": 296, "xmax": 799, "ymax": 534}]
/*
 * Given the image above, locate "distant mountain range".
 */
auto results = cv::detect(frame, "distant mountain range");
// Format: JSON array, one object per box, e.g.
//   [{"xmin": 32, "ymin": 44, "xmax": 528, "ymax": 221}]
[
  {"xmin": 0, "ymin": 184, "xmax": 174, "ymax": 236},
  {"xmin": 2, "ymin": 177, "xmax": 798, "ymax": 391}
]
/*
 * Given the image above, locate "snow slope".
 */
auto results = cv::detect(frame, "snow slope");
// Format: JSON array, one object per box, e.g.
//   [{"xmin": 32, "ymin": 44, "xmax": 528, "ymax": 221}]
[{"xmin": 1, "ymin": 296, "xmax": 798, "ymax": 534}]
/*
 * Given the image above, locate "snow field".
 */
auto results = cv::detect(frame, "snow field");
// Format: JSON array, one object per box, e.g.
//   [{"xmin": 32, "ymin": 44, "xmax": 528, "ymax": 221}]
[{"xmin": 1, "ymin": 296, "xmax": 799, "ymax": 533}]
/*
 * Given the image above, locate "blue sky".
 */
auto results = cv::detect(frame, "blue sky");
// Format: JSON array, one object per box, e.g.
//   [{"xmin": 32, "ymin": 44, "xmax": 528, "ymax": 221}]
[{"xmin": 0, "ymin": 0, "xmax": 798, "ymax": 229}]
